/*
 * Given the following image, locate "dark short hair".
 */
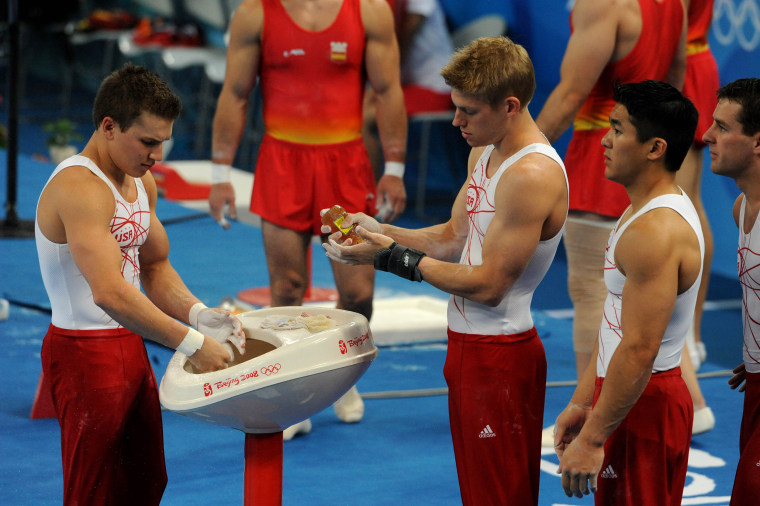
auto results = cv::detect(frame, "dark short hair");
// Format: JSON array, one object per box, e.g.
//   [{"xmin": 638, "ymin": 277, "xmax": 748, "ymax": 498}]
[
  {"xmin": 613, "ymin": 80, "xmax": 698, "ymax": 172},
  {"xmin": 92, "ymin": 63, "xmax": 182, "ymax": 130},
  {"xmin": 717, "ymin": 78, "xmax": 760, "ymax": 136}
]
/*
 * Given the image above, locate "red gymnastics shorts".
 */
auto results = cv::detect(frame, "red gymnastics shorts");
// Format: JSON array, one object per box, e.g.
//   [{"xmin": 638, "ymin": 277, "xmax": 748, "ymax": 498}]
[{"xmin": 251, "ymin": 134, "xmax": 378, "ymax": 235}]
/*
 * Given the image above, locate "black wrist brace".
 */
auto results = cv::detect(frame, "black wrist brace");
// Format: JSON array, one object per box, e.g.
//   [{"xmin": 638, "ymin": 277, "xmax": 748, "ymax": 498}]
[
  {"xmin": 374, "ymin": 242, "xmax": 426, "ymax": 282},
  {"xmin": 374, "ymin": 243, "xmax": 395, "ymax": 271}
]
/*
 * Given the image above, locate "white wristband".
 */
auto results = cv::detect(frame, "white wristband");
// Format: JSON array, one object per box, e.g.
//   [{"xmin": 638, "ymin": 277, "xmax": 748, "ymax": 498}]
[
  {"xmin": 211, "ymin": 163, "xmax": 232, "ymax": 184},
  {"xmin": 383, "ymin": 161, "xmax": 405, "ymax": 179},
  {"xmin": 189, "ymin": 302, "xmax": 208, "ymax": 328},
  {"xmin": 177, "ymin": 327, "xmax": 205, "ymax": 356}
]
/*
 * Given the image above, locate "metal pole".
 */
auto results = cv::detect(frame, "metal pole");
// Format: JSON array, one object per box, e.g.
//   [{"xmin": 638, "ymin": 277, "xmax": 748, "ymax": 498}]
[
  {"xmin": 5, "ymin": 0, "xmax": 19, "ymax": 225},
  {"xmin": 2, "ymin": 0, "xmax": 34, "ymax": 237}
]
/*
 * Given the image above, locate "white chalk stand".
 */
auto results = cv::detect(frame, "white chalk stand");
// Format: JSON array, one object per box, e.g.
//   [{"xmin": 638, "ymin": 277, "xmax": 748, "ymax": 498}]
[{"xmin": 159, "ymin": 307, "xmax": 378, "ymax": 505}]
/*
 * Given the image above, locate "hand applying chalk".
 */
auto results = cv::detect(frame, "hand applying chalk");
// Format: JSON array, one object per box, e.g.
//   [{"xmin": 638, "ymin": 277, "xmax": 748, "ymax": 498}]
[
  {"xmin": 216, "ymin": 216, "xmax": 230, "ymax": 230},
  {"xmin": 209, "ymin": 163, "xmax": 237, "ymax": 229}
]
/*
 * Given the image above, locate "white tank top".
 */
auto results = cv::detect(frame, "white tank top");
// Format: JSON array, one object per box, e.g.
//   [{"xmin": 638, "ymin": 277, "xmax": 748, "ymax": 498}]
[
  {"xmin": 447, "ymin": 143, "xmax": 568, "ymax": 335},
  {"xmin": 596, "ymin": 191, "xmax": 704, "ymax": 377},
  {"xmin": 738, "ymin": 196, "xmax": 760, "ymax": 373},
  {"xmin": 35, "ymin": 155, "xmax": 150, "ymax": 330}
]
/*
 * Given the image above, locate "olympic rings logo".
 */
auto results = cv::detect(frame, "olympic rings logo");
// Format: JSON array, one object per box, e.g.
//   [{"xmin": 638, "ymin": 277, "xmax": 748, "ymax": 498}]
[
  {"xmin": 261, "ymin": 363, "xmax": 282, "ymax": 376},
  {"xmin": 713, "ymin": 0, "xmax": 760, "ymax": 51}
]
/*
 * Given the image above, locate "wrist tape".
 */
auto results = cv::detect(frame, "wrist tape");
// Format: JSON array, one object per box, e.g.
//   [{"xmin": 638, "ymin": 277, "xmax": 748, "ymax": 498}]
[
  {"xmin": 177, "ymin": 327, "xmax": 204, "ymax": 356},
  {"xmin": 188, "ymin": 302, "xmax": 208, "ymax": 329},
  {"xmin": 383, "ymin": 161, "xmax": 405, "ymax": 179},
  {"xmin": 373, "ymin": 242, "xmax": 425, "ymax": 282},
  {"xmin": 211, "ymin": 163, "xmax": 232, "ymax": 184}
]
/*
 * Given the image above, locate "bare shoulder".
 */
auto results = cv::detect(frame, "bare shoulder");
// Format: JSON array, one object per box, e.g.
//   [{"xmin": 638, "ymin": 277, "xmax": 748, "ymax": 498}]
[
  {"xmin": 615, "ymin": 213, "xmax": 673, "ymax": 277},
  {"xmin": 617, "ymin": 205, "xmax": 701, "ymax": 292},
  {"xmin": 38, "ymin": 166, "xmax": 116, "ymax": 241},
  {"xmin": 235, "ymin": 0, "xmax": 263, "ymax": 20},
  {"xmin": 493, "ymin": 149, "xmax": 567, "ymax": 233},
  {"xmin": 44, "ymin": 165, "xmax": 113, "ymax": 206},
  {"xmin": 623, "ymin": 208, "xmax": 677, "ymax": 240},
  {"xmin": 360, "ymin": 0, "xmax": 392, "ymax": 16},
  {"xmin": 504, "ymin": 150, "xmax": 566, "ymax": 195},
  {"xmin": 572, "ymin": 0, "xmax": 620, "ymax": 25},
  {"xmin": 615, "ymin": 0, "xmax": 641, "ymax": 9},
  {"xmin": 229, "ymin": 0, "xmax": 263, "ymax": 41},
  {"xmin": 617, "ymin": 207, "xmax": 689, "ymax": 262},
  {"xmin": 360, "ymin": 0, "xmax": 394, "ymax": 37}
]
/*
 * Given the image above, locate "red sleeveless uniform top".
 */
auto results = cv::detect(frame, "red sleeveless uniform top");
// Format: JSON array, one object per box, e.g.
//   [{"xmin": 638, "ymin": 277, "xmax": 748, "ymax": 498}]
[
  {"xmin": 687, "ymin": 0, "xmax": 713, "ymax": 52},
  {"xmin": 564, "ymin": 0, "xmax": 684, "ymax": 217},
  {"xmin": 683, "ymin": 0, "xmax": 718, "ymax": 145},
  {"xmin": 572, "ymin": 0, "xmax": 685, "ymax": 130},
  {"xmin": 260, "ymin": 0, "xmax": 366, "ymax": 144}
]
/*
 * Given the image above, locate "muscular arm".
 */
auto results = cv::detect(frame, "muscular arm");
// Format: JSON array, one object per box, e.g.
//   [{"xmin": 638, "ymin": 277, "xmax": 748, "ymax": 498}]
[
  {"xmin": 211, "ymin": 0, "xmax": 262, "ymax": 166},
  {"xmin": 558, "ymin": 213, "xmax": 684, "ymax": 495},
  {"xmin": 53, "ymin": 169, "xmax": 229, "ymax": 371},
  {"xmin": 552, "ymin": 337, "xmax": 599, "ymax": 454},
  {"xmin": 56, "ymin": 171, "xmax": 194, "ymax": 349},
  {"xmin": 665, "ymin": 0, "xmax": 688, "ymax": 90},
  {"xmin": 730, "ymin": 194, "xmax": 747, "ymax": 392},
  {"xmin": 412, "ymin": 154, "xmax": 566, "ymax": 305},
  {"xmin": 209, "ymin": 0, "xmax": 263, "ymax": 223},
  {"xmin": 535, "ymin": 0, "xmax": 620, "ymax": 143},
  {"xmin": 325, "ymin": 148, "xmax": 476, "ymax": 267},
  {"xmin": 138, "ymin": 174, "xmax": 203, "ymax": 323},
  {"xmin": 325, "ymin": 145, "xmax": 565, "ymax": 306},
  {"xmin": 589, "ymin": 217, "xmax": 684, "ymax": 435},
  {"xmin": 362, "ymin": 0, "xmax": 408, "ymax": 218},
  {"xmin": 379, "ymin": 151, "xmax": 474, "ymax": 261},
  {"xmin": 363, "ymin": 0, "xmax": 406, "ymax": 165}
]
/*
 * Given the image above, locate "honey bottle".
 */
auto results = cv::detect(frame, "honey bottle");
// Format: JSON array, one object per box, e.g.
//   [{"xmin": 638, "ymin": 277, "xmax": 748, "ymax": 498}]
[{"xmin": 322, "ymin": 205, "xmax": 365, "ymax": 244}]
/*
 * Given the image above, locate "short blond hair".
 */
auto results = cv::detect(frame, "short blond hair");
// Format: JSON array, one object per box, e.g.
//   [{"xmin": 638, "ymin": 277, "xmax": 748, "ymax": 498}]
[{"xmin": 441, "ymin": 36, "xmax": 536, "ymax": 109}]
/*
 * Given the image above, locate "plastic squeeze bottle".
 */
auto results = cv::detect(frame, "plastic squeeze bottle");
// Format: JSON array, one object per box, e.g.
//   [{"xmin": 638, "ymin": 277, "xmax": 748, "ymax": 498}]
[{"xmin": 321, "ymin": 205, "xmax": 366, "ymax": 244}]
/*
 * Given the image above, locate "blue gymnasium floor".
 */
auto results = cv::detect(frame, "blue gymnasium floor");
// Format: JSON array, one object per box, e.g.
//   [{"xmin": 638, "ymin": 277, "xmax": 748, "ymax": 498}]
[{"xmin": 0, "ymin": 151, "xmax": 746, "ymax": 505}]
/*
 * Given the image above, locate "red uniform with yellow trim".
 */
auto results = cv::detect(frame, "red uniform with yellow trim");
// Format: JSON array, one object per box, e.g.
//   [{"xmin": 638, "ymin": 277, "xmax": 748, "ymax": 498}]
[
  {"xmin": 252, "ymin": 0, "xmax": 377, "ymax": 233},
  {"xmin": 259, "ymin": 0, "xmax": 365, "ymax": 144},
  {"xmin": 563, "ymin": 0, "xmax": 684, "ymax": 218},
  {"xmin": 683, "ymin": 0, "xmax": 719, "ymax": 147}
]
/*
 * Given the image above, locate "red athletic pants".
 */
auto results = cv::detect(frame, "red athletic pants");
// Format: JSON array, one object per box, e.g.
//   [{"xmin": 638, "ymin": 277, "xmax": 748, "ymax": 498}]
[
  {"xmin": 41, "ymin": 325, "xmax": 167, "ymax": 506},
  {"xmin": 593, "ymin": 367, "xmax": 692, "ymax": 506},
  {"xmin": 444, "ymin": 327, "xmax": 546, "ymax": 506},
  {"xmin": 731, "ymin": 371, "xmax": 760, "ymax": 504}
]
